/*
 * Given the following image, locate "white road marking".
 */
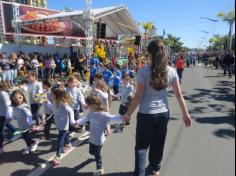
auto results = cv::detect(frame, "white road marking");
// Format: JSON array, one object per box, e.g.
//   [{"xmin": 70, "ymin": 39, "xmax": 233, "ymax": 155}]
[{"xmin": 26, "ymin": 137, "xmax": 88, "ymax": 176}]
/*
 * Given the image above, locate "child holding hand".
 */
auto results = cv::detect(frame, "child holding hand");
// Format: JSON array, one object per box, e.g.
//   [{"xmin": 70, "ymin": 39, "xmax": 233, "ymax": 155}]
[
  {"xmin": 7, "ymin": 90, "xmax": 38, "ymax": 155},
  {"xmin": 47, "ymin": 88, "xmax": 76, "ymax": 163},
  {"xmin": 77, "ymin": 95, "xmax": 123, "ymax": 176}
]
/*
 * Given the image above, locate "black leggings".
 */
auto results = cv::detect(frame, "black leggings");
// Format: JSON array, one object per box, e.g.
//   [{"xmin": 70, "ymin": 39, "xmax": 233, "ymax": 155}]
[
  {"xmin": 44, "ymin": 114, "xmax": 54, "ymax": 138},
  {"xmin": 22, "ymin": 130, "xmax": 35, "ymax": 147},
  {"xmin": 134, "ymin": 112, "xmax": 169, "ymax": 176}
]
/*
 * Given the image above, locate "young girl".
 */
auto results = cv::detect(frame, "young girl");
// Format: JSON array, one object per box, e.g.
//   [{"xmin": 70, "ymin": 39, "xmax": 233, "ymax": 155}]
[
  {"xmin": 22, "ymin": 72, "xmax": 43, "ymax": 131},
  {"xmin": 47, "ymin": 88, "xmax": 76, "ymax": 162},
  {"xmin": 119, "ymin": 74, "xmax": 134, "ymax": 126},
  {"xmin": 66, "ymin": 76, "xmax": 86, "ymax": 133},
  {"xmin": 93, "ymin": 80, "xmax": 113, "ymax": 137},
  {"xmin": 94, "ymin": 80, "xmax": 111, "ymax": 112},
  {"xmin": 7, "ymin": 90, "xmax": 38, "ymax": 154},
  {"xmin": 0, "ymin": 82, "xmax": 11, "ymax": 154},
  {"xmin": 42, "ymin": 80, "xmax": 54, "ymax": 140},
  {"xmin": 77, "ymin": 95, "xmax": 123, "ymax": 175}
]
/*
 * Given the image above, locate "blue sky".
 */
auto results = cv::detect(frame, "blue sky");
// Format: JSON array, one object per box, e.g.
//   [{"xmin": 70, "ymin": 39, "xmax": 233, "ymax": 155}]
[{"xmin": 48, "ymin": 0, "xmax": 234, "ymax": 48}]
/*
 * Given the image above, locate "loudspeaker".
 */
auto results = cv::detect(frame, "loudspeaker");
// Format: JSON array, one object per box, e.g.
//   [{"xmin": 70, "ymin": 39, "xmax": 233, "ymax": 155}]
[
  {"xmin": 97, "ymin": 22, "xmax": 106, "ymax": 39},
  {"xmin": 134, "ymin": 35, "xmax": 141, "ymax": 46}
]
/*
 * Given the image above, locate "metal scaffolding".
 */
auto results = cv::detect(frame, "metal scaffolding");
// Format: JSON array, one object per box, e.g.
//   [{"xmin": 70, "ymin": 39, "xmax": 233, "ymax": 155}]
[
  {"xmin": 12, "ymin": 3, "xmax": 21, "ymax": 47},
  {"xmin": 83, "ymin": 0, "xmax": 94, "ymax": 59},
  {"xmin": 0, "ymin": 3, "xmax": 5, "ymax": 42}
]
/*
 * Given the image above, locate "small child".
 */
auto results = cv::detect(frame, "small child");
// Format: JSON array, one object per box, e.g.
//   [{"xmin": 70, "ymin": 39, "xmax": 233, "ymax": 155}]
[
  {"xmin": 93, "ymin": 80, "xmax": 113, "ymax": 137},
  {"xmin": 77, "ymin": 95, "xmax": 123, "ymax": 175},
  {"xmin": 7, "ymin": 90, "xmax": 38, "ymax": 154},
  {"xmin": 93, "ymin": 73, "xmax": 103, "ymax": 89},
  {"xmin": 94, "ymin": 80, "xmax": 111, "ymax": 112},
  {"xmin": 47, "ymin": 88, "xmax": 76, "ymax": 163},
  {"xmin": 66, "ymin": 76, "xmax": 86, "ymax": 133},
  {"xmin": 22, "ymin": 72, "xmax": 43, "ymax": 131},
  {"xmin": 119, "ymin": 74, "xmax": 134, "ymax": 126},
  {"xmin": 42, "ymin": 80, "xmax": 54, "ymax": 140},
  {"xmin": 113, "ymin": 64, "xmax": 122, "ymax": 95},
  {"xmin": 102, "ymin": 65, "xmax": 113, "ymax": 86},
  {"xmin": 0, "ymin": 82, "xmax": 12, "ymax": 154}
]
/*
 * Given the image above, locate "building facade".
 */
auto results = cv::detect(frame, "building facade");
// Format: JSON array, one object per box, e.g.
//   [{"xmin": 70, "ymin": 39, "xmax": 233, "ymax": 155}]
[{"xmin": 0, "ymin": 0, "xmax": 47, "ymax": 41}]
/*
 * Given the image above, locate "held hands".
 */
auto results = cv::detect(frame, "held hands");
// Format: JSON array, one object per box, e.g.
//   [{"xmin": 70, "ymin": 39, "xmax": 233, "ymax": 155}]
[
  {"xmin": 123, "ymin": 114, "xmax": 131, "ymax": 123},
  {"xmin": 183, "ymin": 114, "xmax": 192, "ymax": 128}
]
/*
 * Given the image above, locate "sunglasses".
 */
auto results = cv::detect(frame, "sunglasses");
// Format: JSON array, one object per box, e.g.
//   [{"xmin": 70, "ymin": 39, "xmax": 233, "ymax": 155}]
[{"xmin": 13, "ymin": 96, "xmax": 24, "ymax": 101}]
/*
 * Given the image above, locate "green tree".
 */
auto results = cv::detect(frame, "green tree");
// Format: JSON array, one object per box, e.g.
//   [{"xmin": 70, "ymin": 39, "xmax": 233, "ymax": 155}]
[
  {"xmin": 218, "ymin": 10, "xmax": 235, "ymax": 51},
  {"xmin": 209, "ymin": 35, "xmax": 228, "ymax": 51},
  {"xmin": 140, "ymin": 22, "xmax": 154, "ymax": 47},
  {"xmin": 163, "ymin": 34, "xmax": 184, "ymax": 53}
]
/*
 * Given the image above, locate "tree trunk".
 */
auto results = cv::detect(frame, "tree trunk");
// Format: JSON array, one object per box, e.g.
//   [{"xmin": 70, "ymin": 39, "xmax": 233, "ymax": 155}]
[{"xmin": 145, "ymin": 29, "xmax": 147, "ymax": 48}]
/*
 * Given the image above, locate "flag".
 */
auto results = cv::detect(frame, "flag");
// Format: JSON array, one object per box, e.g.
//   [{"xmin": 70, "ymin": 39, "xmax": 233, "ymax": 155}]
[{"xmin": 163, "ymin": 29, "xmax": 166, "ymax": 37}]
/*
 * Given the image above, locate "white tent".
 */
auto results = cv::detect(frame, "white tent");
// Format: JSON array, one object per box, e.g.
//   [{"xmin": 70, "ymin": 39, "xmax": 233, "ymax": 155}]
[{"xmin": 20, "ymin": 5, "xmax": 140, "ymax": 38}]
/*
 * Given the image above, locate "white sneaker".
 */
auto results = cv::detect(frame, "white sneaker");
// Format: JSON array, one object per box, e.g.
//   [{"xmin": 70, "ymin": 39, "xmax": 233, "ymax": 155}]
[
  {"xmin": 93, "ymin": 169, "xmax": 104, "ymax": 176},
  {"xmin": 69, "ymin": 132, "xmax": 76, "ymax": 138},
  {"xmin": 64, "ymin": 143, "xmax": 72, "ymax": 148},
  {"xmin": 79, "ymin": 131, "xmax": 90, "ymax": 141},
  {"xmin": 23, "ymin": 147, "xmax": 30, "ymax": 155},
  {"xmin": 0, "ymin": 148, "xmax": 5, "ymax": 154},
  {"xmin": 30, "ymin": 141, "xmax": 39, "ymax": 152}
]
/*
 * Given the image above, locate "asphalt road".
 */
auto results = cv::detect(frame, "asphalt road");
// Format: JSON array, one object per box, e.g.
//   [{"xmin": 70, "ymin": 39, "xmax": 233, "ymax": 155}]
[{"xmin": 0, "ymin": 65, "xmax": 235, "ymax": 176}]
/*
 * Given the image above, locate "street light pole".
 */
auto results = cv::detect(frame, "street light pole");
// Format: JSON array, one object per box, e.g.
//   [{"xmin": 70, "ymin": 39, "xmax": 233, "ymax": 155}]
[
  {"xmin": 198, "ymin": 30, "xmax": 210, "ymax": 49},
  {"xmin": 200, "ymin": 17, "xmax": 219, "ymax": 53}
]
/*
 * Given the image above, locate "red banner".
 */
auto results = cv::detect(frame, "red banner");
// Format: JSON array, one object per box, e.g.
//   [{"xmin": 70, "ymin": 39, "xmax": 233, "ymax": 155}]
[{"xmin": 1, "ymin": 2, "xmax": 84, "ymax": 37}]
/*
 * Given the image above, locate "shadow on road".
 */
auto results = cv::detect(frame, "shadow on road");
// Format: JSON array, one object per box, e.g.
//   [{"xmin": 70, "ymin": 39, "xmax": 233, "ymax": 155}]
[
  {"xmin": 79, "ymin": 172, "xmax": 133, "ymax": 176},
  {"xmin": 11, "ymin": 169, "xmax": 31, "ymax": 176},
  {"xmin": 185, "ymin": 78, "xmax": 235, "ymax": 139}
]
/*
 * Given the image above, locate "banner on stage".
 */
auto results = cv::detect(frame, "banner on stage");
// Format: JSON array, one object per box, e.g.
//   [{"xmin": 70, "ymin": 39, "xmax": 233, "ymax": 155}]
[{"xmin": 1, "ymin": 2, "xmax": 85, "ymax": 37}]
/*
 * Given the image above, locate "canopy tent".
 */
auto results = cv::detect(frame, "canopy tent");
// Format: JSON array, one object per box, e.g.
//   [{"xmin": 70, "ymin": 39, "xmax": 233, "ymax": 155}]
[{"xmin": 19, "ymin": 5, "xmax": 140, "ymax": 38}]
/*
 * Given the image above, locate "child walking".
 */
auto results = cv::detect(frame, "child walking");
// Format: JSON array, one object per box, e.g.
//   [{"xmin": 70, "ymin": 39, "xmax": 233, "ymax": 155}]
[
  {"xmin": 77, "ymin": 95, "xmax": 123, "ymax": 175},
  {"xmin": 66, "ymin": 76, "xmax": 86, "ymax": 133},
  {"xmin": 0, "ymin": 82, "xmax": 12, "ymax": 154},
  {"xmin": 113, "ymin": 64, "xmax": 122, "ymax": 95},
  {"xmin": 47, "ymin": 88, "xmax": 76, "ymax": 163},
  {"xmin": 42, "ymin": 80, "xmax": 54, "ymax": 140},
  {"xmin": 22, "ymin": 72, "xmax": 43, "ymax": 131},
  {"xmin": 94, "ymin": 80, "xmax": 112, "ymax": 112},
  {"xmin": 119, "ymin": 74, "xmax": 134, "ymax": 126},
  {"xmin": 7, "ymin": 90, "xmax": 38, "ymax": 154}
]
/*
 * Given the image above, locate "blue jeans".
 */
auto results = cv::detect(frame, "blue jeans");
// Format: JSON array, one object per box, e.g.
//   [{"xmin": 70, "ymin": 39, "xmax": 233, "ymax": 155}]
[
  {"xmin": 57, "ymin": 130, "xmax": 70, "ymax": 157},
  {"xmin": 38, "ymin": 68, "xmax": 44, "ymax": 80},
  {"xmin": 134, "ymin": 112, "xmax": 169, "ymax": 176},
  {"xmin": 0, "ymin": 117, "xmax": 16, "ymax": 148},
  {"xmin": 0, "ymin": 117, "xmax": 6, "ymax": 148},
  {"xmin": 31, "ymin": 104, "xmax": 40, "ymax": 126},
  {"xmin": 5, "ymin": 122, "xmax": 16, "ymax": 132},
  {"xmin": 89, "ymin": 143, "xmax": 103, "ymax": 170}
]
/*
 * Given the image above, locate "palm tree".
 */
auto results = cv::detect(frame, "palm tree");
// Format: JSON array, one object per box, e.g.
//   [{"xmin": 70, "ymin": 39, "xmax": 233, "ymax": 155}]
[
  {"xmin": 163, "ymin": 34, "xmax": 184, "ymax": 53},
  {"xmin": 140, "ymin": 22, "xmax": 154, "ymax": 47},
  {"xmin": 218, "ymin": 10, "xmax": 235, "ymax": 51}
]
